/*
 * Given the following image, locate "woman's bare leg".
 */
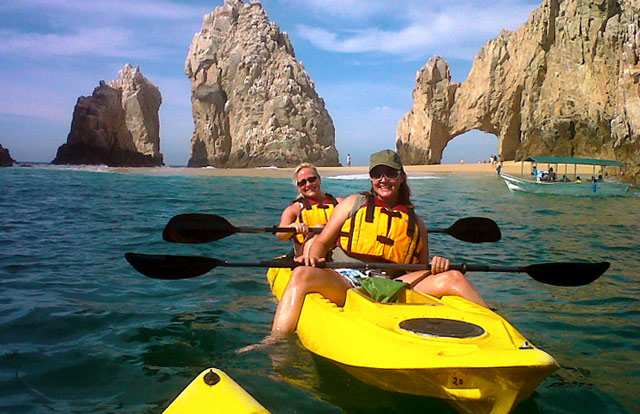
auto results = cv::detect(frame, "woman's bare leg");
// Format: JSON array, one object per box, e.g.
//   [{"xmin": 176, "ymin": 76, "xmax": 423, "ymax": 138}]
[
  {"xmin": 236, "ymin": 267, "xmax": 350, "ymax": 354},
  {"xmin": 271, "ymin": 267, "xmax": 352, "ymax": 334},
  {"xmin": 399, "ymin": 270, "xmax": 489, "ymax": 308}
]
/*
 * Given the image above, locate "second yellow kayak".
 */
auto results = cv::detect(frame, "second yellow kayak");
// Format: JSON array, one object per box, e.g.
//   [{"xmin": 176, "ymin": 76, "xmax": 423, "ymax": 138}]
[{"xmin": 163, "ymin": 368, "xmax": 269, "ymax": 414}]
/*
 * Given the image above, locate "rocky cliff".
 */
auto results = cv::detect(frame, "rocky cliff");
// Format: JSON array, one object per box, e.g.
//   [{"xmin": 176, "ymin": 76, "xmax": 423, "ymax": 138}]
[
  {"xmin": 185, "ymin": 0, "xmax": 339, "ymax": 167},
  {"xmin": 0, "ymin": 144, "xmax": 16, "ymax": 167},
  {"xmin": 397, "ymin": 0, "xmax": 640, "ymax": 180},
  {"xmin": 53, "ymin": 64, "xmax": 163, "ymax": 166}
]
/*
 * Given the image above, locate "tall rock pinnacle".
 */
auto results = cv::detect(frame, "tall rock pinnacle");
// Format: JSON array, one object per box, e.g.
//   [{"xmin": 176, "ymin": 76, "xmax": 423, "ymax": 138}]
[
  {"xmin": 53, "ymin": 64, "xmax": 163, "ymax": 167},
  {"xmin": 185, "ymin": 0, "xmax": 339, "ymax": 167}
]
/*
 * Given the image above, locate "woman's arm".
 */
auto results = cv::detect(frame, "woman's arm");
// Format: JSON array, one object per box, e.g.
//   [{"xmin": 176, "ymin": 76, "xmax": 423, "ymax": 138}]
[
  {"xmin": 276, "ymin": 203, "xmax": 304, "ymax": 241},
  {"xmin": 419, "ymin": 216, "xmax": 451, "ymax": 273},
  {"xmin": 416, "ymin": 216, "xmax": 430, "ymax": 264}
]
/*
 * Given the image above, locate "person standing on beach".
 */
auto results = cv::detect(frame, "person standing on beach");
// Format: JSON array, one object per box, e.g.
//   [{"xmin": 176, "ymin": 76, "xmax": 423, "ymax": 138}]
[
  {"xmin": 261, "ymin": 150, "xmax": 489, "ymax": 342},
  {"xmin": 346, "ymin": 154, "xmax": 351, "ymax": 167},
  {"xmin": 275, "ymin": 163, "xmax": 343, "ymax": 258}
]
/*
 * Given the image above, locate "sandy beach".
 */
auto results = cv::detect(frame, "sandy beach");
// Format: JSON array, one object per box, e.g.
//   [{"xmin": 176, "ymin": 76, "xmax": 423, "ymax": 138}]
[{"xmin": 114, "ymin": 160, "xmax": 602, "ymax": 178}]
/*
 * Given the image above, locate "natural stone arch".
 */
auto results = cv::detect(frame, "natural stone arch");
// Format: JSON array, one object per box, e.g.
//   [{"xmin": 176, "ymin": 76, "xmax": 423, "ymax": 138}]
[{"xmin": 396, "ymin": 0, "xmax": 640, "ymax": 182}]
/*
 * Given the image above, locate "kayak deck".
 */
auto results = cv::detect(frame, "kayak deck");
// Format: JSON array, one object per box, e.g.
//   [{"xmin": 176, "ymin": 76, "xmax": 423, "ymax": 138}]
[{"xmin": 267, "ymin": 267, "xmax": 558, "ymax": 414}]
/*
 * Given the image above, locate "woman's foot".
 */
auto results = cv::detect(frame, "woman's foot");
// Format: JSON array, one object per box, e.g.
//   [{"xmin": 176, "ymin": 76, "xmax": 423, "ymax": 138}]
[{"xmin": 235, "ymin": 333, "xmax": 286, "ymax": 354}]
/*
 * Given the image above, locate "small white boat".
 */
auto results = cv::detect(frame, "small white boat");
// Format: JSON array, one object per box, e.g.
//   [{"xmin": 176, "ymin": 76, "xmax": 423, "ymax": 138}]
[{"xmin": 499, "ymin": 156, "xmax": 630, "ymax": 196}]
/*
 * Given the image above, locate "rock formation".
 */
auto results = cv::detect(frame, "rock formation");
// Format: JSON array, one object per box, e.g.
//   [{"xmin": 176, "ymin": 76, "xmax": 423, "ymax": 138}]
[
  {"xmin": 0, "ymin": 144, "xmax": 16, "ymax": 167},
  {"xmin": 397, "ymin": 57, "xmax": 459, "ymax": 165},
  {"xmin": 53, "ymin": 64, "xmax": 163, "ymax": 166},
  {"xmin": 185, "ymin": 0, "xmax": 339, "ymax": 167},
  {"xmin": 397, "ymin": 0, "xmax": 640, "ymax": 180}
]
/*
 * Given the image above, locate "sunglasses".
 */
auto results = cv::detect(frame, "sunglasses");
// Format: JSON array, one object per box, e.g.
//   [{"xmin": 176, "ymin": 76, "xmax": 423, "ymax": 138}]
[
  {"xmin": 297, "ymin": 175, "xmax": 318, "ymax": 187},
  {"xmin": 369, "ymin": 167, "xmax": 402, "ymax": 181}
]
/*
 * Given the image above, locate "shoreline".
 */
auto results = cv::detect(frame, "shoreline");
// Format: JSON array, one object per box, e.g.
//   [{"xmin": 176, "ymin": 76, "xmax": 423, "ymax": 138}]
[{"xmin": 111, "ymin": 161, "xmax": 600, "ymax": 178}]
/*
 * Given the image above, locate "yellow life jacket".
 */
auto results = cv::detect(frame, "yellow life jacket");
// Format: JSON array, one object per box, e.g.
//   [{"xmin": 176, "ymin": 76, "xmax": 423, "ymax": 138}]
[
  {"xmin": 339, "ymin": 193, "xmax": 422, "ymax": 264},
  {"xmin": 293, "ymin": 193, "xmax": 338, "ymax": 244}
]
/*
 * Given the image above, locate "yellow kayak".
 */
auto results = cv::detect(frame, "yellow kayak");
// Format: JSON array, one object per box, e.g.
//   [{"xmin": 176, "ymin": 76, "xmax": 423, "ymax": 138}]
[
  {"xmin": 163, "ymin": 368, "xmax": 269, "ymax": 414},
  {"xmin": 268, "ymin": 267, "xmax": 558, "ymax": 414}
]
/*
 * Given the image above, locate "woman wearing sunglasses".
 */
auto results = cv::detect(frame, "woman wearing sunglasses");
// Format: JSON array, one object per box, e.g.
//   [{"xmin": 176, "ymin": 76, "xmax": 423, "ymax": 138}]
[
  {"xmin": 276, "ymin": 163, "xmax": 343, "ymax": 258},
  {"xmin": 267, "ymin": 150, "xmax": 489, "ymax": 339}
]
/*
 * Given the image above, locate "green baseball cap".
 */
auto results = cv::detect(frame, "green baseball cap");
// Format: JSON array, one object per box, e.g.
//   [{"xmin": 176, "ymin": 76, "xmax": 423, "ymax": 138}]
[{"xmin": 369, "ymin": 150, "xmax": 404, "ymax": 172}]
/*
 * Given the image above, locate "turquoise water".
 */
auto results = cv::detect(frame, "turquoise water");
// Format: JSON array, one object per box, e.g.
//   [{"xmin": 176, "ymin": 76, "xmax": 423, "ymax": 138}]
[{"xmin": 1, "ymin": 166, "xmax": 638, "ymax": 413}]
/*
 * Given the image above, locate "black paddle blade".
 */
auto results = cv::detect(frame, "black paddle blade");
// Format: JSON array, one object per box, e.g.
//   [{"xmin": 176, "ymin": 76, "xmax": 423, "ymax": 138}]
[
  {"xmin": 163, "ymin": 214, "xmax": 237, "ymax": 243},
  {"xmin": 445, "ymin": 217, "xmax": 501, "ymax": 243},
  {"xmin": 523, "ymin": 262, "xmax": 610, "ymax": 286},
  {"xmin": 125, "ymin": 253, "xmax": 223, "ymax": 280}
]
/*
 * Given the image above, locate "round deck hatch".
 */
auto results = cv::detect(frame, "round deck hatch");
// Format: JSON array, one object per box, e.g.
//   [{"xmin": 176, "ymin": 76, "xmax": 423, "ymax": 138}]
[{"xmin": 398, "ymin": 318, "xmax": 485, "ymax": 338}]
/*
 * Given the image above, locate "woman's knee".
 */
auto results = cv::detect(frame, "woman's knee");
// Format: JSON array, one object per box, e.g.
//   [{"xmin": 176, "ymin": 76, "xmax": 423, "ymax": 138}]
[
  {"xmin": 289, "ymin": 267, "xmax": 315, "ymax": 288},
  {"xmin": 444, "ymin": 269, "xmax": 466, "ymax": 282},
  {"xmin": 439, "ymin": 270, "xmax": 471, "ymax": 291},
  {"xmin": 427, "ymin": 270, "xmax": 467, "ymax": 291},
  {"xmin": 289, "ymin": 266, "xmax": 334, "ymax": 290}
]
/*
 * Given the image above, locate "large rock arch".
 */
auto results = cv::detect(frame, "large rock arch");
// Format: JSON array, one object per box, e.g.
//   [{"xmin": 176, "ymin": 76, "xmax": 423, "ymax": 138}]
[{"xmin": 397, "ymin": 0, "xmax": 640, "ymax": 180}]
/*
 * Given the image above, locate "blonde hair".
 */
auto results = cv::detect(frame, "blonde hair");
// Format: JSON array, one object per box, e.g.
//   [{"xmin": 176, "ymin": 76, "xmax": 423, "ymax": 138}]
[
  {"xmin": 292, "ymin": 163, "xmax": 322, "ymax": 198},
  {"xmin": 292, "ymin": 163, "xmax": 321, "ymax": 185}
]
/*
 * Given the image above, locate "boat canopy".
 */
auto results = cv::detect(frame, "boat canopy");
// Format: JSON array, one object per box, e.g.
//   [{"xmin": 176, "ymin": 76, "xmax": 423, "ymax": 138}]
[{"xmin": 523, "ymin": 156, "xmax": 624, "ymax": 167}]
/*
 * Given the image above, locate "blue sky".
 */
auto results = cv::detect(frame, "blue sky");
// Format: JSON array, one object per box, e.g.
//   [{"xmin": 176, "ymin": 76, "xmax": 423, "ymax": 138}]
[{"xmin": 0, "ymin": 0, "xmax": 540, "ymax": 166}]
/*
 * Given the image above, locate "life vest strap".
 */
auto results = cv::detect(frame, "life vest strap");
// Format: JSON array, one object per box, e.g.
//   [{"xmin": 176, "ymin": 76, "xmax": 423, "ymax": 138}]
[
  {"xmin": 407, "ymin": 207, "xmax": 416, "ymax": 237},
  {"xmin": 380, "ymin": 207, "xmax": 402, "ymax": 218},
  {"xmin": 294, "ymin": 194, "xmax": 339, "ymax": 211},
  {"xmin": 376, "ymin": 235, "xmax": 395, "ymax": 246},
  {"xmin": 365, "ymin": 193, "xmax": 375, "ymax": 223},
  {"xmin": 301, "ymin": 198, "xmax": 312, "ymax": 210}
]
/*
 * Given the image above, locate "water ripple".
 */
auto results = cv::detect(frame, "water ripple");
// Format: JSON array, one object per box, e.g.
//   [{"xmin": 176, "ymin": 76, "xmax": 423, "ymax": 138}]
[{"xmin": 1, "ymin": 167, "xmax": 638, "ymax": 413}]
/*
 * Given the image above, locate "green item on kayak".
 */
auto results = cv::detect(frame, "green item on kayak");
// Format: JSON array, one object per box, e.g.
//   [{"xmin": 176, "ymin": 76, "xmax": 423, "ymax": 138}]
[{"xmin": 359, "ymin": 277, "xmax": 408, "ymax": 303}]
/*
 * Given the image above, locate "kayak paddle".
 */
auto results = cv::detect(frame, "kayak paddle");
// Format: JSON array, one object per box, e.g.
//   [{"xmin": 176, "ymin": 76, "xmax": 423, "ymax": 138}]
[
  {"xmin": 124, "ymin": 252, "xmax": 608, "ymax": 287},
  {"xmin": 162, "ymin": 214, "xmax": 501, "ymax": 244}
]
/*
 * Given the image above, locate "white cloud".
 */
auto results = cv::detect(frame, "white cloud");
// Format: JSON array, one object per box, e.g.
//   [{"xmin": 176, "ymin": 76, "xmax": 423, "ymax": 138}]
[
  {"xmin": 279, "ymin": 0, "xmax": 392, "ymax": 20},
  {"xmin": 297, "ymin": 24, "xmax": 438, "ymax": 55},
  {"xmin": 2, "ymin": 0, "xmax": 205, "ymax": 20},
  {"xmin": 294, "ymin": 1, "xmax": 538, "ymax": 61},
  {"xmin": 0, "ymin": 1, "xmax": 210, "ymax": 59},
  {"xmin": 0, "ymin": 27, "xmax": 143, "ymax": 58}
]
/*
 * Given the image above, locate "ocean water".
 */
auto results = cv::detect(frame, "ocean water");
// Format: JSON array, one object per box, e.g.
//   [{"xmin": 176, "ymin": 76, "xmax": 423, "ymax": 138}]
[{"xmin": 1, "ymin": 166, "xmax": 638, "ymax": 413}]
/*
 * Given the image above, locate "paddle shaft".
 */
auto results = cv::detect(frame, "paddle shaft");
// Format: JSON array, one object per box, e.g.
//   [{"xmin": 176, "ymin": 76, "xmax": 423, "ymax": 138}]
[
  {"xmin": 187, "ymin": 258, "xmax": 520, "ymax": 273},
  {"xmin": 236, "ymin": 226, "xmax": 454, "ymax": 235}
]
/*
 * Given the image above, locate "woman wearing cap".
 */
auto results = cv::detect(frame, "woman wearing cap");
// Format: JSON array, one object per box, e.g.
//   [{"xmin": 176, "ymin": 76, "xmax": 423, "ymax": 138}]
[
  {"xmin": 261, "ymin": 150, "xmax": 489, "ymax": 341},
  {"xmin": 276, "ymin": 163, "xmax": 343, "ymax": 258}
]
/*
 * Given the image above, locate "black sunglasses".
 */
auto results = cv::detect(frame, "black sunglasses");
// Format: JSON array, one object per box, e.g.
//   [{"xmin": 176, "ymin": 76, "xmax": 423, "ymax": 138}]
[
  {"xmin": 369, "ymin": 167, "xmax": 402, "ymax": 181},
  {"xmin": 297, "ymin": 176, "xmax": 318, "ymax": 187}
]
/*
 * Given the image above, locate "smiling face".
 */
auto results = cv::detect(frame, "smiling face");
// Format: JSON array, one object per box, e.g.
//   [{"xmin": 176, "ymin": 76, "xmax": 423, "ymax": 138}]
[
  {"xmin": 296, "ymin": 167, "xmax": 322, "ymax": 200},
  {"xmin": 369, "ymin": 165, "xmax": 405, "ymax": 204}
]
